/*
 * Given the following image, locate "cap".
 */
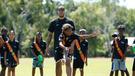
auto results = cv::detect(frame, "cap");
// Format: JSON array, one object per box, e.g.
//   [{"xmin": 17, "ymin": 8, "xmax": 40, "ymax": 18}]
[{"xmin": 62, "ymin": 23, "xmax": 73, "ymax": 31}]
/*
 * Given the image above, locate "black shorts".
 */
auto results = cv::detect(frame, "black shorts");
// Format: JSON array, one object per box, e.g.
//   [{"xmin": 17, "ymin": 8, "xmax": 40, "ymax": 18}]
[
  {"xmin": 54, "ymin": 47, "xmax": 63, "ymax": 62},
  {"xmin": 73, "ymin": 59, "xmax": 84, "ymax": 69},
  {"xmin": 7, "ymin": 61, "xmax": 17, "ymax": 68},
  {"xmin": 133, "ymin": 58, "xmax": 135, "ymax": 71}
]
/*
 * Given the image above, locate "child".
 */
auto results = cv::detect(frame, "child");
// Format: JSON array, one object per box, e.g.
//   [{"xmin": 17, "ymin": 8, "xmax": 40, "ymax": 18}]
[
  {"xmin": 110, "ymin": 32, "xmax": 118, "ymax": 76},
  {"xmin": 59, "ymin": 23, "xmax": 97, "ymax": 76},
  {"xmin": 110, "ymin": 32, "xmax": 129, "ymax": 76},
  {"xmin": 73, "ymin": 29, "xmax": 88, "ymax": 76},
  {"xmin": 0, "ymin": 27, "xmax": 8, "ymax": 76},
  {"xmin": 5, "ymin": 30, "xmax": 19, "ymax": 76},
  {"xmin": 31, "ymin": 32, "xmax": 46, "ymax": 76},
  {"xmin": 111, "ymin": 25, "xmax": 129, "ymax": 76}
]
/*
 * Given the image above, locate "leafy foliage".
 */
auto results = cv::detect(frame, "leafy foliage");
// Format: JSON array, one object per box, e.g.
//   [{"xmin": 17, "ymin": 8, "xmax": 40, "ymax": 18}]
[{"xmin": 0, "ymin": 0, "xmax": 134, "ymax": 57}]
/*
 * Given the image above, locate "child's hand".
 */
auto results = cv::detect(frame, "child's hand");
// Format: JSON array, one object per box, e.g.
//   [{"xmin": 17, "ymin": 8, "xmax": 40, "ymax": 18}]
[
  {"xmin": 91, "ymin": 30, "xmax": 101, "ymax": 37},
  {"xmin": 4, "ymin": 60, "xmax": 7, "ymax": 65},
  {"xmin": 68, "ymin": 47, "xmax": 74, "ymax": 54},
  {"xmin": 123, "ymin": 56, "xmax": 126, "ymax": 60},
  {"xmin": 111, "ymin": 58, "xmax": 113, "ymax": 62},
  {"xmin": 64, "ymin": 47, "xmax": 69, "ymax": 51}
]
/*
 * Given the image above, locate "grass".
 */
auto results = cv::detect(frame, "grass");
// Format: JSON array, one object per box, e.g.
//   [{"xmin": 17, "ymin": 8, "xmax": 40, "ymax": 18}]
[{"xmin": 0, "ymin": 58, "xmax": 133, "ymax": 76}]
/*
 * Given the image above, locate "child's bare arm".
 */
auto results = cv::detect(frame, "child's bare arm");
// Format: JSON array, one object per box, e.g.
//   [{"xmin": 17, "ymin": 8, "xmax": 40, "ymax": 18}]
[{"xmin": 79, "ymin": 30, "xmax": 100, "ymax": 38}]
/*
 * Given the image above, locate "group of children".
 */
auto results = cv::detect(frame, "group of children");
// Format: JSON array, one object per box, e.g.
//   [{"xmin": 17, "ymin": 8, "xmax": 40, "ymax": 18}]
[
  {"xmin": 0, "ymin": 25, "xmax": 91, "ymax": 76},
  {"xmin": 0, "ymin": 24, "xmax": 134, "ymax": 76},
  {"xmin": 58, "ymin": 23, "xmax": 98, "ymax": 76},
  {"xmin": 0, "ymin": 27, "xmax": 19, "ymax": 76}
]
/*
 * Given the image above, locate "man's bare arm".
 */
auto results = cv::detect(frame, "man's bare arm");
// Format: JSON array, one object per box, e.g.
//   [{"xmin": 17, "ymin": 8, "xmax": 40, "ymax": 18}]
[
  {"xmin": 46, "ymin": 32, "xmax": 53, "ymax": 47},
  {"xmin": 46, "ymin": 32, "xmax": 53, "ymax": 55}
]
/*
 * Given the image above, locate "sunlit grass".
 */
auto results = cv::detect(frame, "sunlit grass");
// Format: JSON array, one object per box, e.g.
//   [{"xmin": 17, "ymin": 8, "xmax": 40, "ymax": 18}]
[{"xmin": 0, "ymin": 58, "xmax": 133, "ymax": 76}]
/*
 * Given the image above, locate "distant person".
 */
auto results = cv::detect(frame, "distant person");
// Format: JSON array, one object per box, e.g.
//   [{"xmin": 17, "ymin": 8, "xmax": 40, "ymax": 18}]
[
  {"xmin": 0, "ymin": 27, "xmax": 8, "ymax": 76},
  {"xmin": 73, "ymin": 29, "xmax": 88, "ymax": 76},
  {"xmin": 31, "ymin": 32, "xmax": 46, "ymax": 76},
  {"xmin": 110, "ymin": 32, "xmax": 129, "ymax": 76},
  {"xmin": 58, "ymin": 24, "xmax": 97, "ymax": 76},
  {"xmin": 46, "ymin": 6, "xmax": 75, "ymax": 76},
  {"xmin": 5, "ymin": 30, "xmax": 19, "ymax": 76},
  {"xmin": 110, "ymin": 25, "xmax": 129, "ymax": 76}
]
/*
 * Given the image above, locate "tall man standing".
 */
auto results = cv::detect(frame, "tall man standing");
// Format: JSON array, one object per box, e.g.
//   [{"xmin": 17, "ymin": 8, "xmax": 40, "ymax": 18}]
[{"xmin": 46, "ymin": 6, "xmax": 75, "ymax": 76}]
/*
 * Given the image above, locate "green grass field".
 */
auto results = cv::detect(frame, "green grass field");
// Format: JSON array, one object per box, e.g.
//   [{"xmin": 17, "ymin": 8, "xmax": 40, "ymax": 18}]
[{"xmin": 0, "ymin": 58, "xmax": 133, "ymax": 76}]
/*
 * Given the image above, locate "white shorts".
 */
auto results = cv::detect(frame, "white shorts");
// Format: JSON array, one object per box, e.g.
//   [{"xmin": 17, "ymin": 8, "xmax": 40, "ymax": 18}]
[{"xmin": 112, "ymin": 59, "xmax": 126, "ymax": 71}]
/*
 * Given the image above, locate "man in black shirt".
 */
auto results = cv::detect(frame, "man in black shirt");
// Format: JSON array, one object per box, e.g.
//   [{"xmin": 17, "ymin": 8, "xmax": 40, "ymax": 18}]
[{"xmin": 46, "ymin": 6, "xmax": 75, "ymax": 76}]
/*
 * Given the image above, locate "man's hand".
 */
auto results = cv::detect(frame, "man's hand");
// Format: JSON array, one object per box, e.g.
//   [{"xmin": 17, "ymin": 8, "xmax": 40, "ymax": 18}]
[
  {"xmin": 17, "ymin": 60, "xmax": 19, "ymax": 65},
  {"xmin": 46, "ymin": 46, "xmax": 50, "ymax": 56},
  {"xmin": 85, "ymin": 61, "xmax": 88, "ymax": 66}
]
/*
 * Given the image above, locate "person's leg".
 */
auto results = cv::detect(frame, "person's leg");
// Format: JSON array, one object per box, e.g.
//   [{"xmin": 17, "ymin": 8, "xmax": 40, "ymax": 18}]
[
  {"xmin": 0, "ymin": 65, "xmax": 6, "ymax": 76},
  {"xmin": 80, "ymin": 69, "xmax": 84, "ymax": 76},
  {"xmin": 133, "ymin": 71, "xmax": 135, "ymax": 76},
  {"xmin": 32, "ymin": 68, "xmax": 36, "ymax": 76},
  {"xmin": 132, "ymin": 58, "xmax": 135, "ymax": 76},
  {"xmin": 121, "ymin": 70, "xmax": 124, "ymax": 76},
  {"xmin": 12, "ymin": 68, "xmax": 15, "ymax": 76},
  {"xmin": 39, "ymin": 67, "xmax": 43, "ymax": 76},
  {"xmin": 124, "ymin": 69, "xmax": 129, "ymax": 76},
  {"xmin": 66, "ymin": 58, "xmax": 72, "ymax": 76},
  {"xmin": 110, "ymin": 71, "xmax": 114, "ymax": 76},
  {"xmin": 112, "ymin": 59, "xmax": 119, "ymax": 76},
  {"xmin": 115, "ymin": 70, "xmax": 119, "ymax": 76},
  {"xmin": 120, "ymin": 60, "xmax": 129, "ymax": 76},
  {"xmin": 110, "ymin": 61, "xmax": 114, "ymax": 76},
  {"xmin": 73, "ymin": 68, "xmax": 76, "ymax": 76},
  {"xmin": 55, "ymin": 47, "xmax": 63, "ymax": 76},
  {"xmin": 8, "ymin": 67, "xmax": 11, "ymax": 76},
  {"xmin": 56, "ymin": 61, "xmax": 62, "ymax": 76}
]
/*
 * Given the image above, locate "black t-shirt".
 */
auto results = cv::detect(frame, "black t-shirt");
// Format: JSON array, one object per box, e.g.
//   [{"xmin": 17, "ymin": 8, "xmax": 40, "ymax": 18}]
[
  {"xmin": 48, "ymin": 17, "xmax": 75, "ymax": 49},
  {"xmin": 112, "ymin": 36, "xmax": 128, "ymax": 59},
  {"xmin": 74, "ymin": 40, "xmax": 88, "ymax": 60},
  {"xmin": 0, "ymin": 34, "xmax": 9, "ymax": 57},
  {"xmin": 2, "ymin": 34, "xmax": 8, "ymax": 41},
  {"xmin": 6, "ymin": 40, "xmax": 19, "ymax": 63},
  {"xmin": 31, "ymin": 40, "xmax": 46, "ymax": 57},
  {"xmin": 59, "ymin": 33, "xmax": 79, "ymax": 47}
]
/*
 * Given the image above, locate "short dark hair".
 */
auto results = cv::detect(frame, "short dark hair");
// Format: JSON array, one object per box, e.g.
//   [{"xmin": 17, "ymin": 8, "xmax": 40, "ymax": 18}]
[{"xmin": 1, "ymin": 26, "xmax": 8, "ymax": 33}]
